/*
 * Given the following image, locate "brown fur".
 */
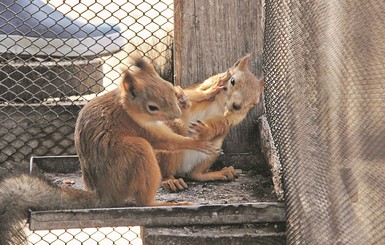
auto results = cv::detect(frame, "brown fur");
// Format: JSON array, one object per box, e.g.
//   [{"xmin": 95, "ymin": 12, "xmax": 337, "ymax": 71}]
[
  {"xmin": 74, "ymin": 56, "xmax": 218, "ymax": 206},
  {"xmin": 0, "ymin": 57, "xmax": 222, "ymax": 244},
  {"xmin": 158, "ymin": 54, "xmax": 264, "ymax": 191},
  {"xmin": 0, "ymin": 56, "xmax": 260, "ymax": 243},
  {"xmin": 0, "ymin": 174, "xmax": 99, "ymax": 244}
]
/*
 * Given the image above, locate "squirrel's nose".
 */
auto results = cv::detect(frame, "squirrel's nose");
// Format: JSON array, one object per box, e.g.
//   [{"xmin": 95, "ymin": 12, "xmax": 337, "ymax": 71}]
[{"xmin": 232, "ymin": 102, "xmax": 242, "ymax": 111}]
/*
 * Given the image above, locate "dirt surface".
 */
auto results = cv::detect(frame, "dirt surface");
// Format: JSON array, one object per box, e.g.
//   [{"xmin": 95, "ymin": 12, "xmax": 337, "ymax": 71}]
[
  {"xmin": 43, "ymin": 169, "xmax": 278, "ymax": 205},
  {"xmin": 157, "ymin": 171, "xmax": 277, "ymax": 204}
]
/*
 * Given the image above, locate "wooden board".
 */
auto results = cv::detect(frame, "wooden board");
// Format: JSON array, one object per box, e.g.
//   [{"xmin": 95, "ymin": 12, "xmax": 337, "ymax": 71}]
[
  {"xmin": 174, "ymin": 0, "xmax": 265, "ymax": 169},
  {"xmin": 30, "ymin": 155, "xmax": 278, "ymax": 206},
  {"xmin": 143, "ymin": 223, "xmax": 286, "ymax": 245},
  {"xmin": 258, "ymin": 115, "xmax": 284, "ymax": 200},
  {"xmin": 28, "ymin": 155, "xmax": 282, "ymax": 231},
  {"xmin": 29, "ymin": 202, "xmax": 285, "ymax": 230},
  {"xmin": 174, "ymin": 0, "xmax": 264, "ymax": 84}
]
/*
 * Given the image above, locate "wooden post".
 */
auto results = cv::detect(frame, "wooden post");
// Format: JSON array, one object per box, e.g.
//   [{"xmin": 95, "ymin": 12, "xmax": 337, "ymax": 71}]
[{"xmin": 174, "ymin": 0, "xmax": 265, "ymax": 169}]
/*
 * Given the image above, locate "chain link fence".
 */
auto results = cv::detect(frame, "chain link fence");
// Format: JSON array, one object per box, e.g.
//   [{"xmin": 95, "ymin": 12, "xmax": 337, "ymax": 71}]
[
  {"xmin": 6, "ymin": 0, "xmax": 384, "ymax": 244},
  {"xmin": 0, "ymin": 0, "xmax": 173, "ymax": 243},
  {"xmin": 0, "ymin": 0, "xmax": 173, "ymax": 172},
  {"xmin": 264, "ymin": 0, "xmax": 385, "ymax": 244},
  {"xmin": 28, "ymin": 226, "xmax": 142, "ymax": 245}
]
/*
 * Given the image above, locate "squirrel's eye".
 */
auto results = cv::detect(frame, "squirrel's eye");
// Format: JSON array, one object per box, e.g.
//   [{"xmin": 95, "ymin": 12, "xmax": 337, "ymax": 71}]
[
  {"xmin": 230, "ymin": 77, "xmax": 236, "ymax": 86},
  {"xmin": 148, "ymin": 105, "xmax": 159, "ymax": 112}
]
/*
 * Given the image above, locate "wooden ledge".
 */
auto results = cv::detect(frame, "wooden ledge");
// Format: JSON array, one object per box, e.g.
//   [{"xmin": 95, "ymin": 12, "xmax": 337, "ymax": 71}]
[{"xmin": 29, "ymin": 202, "xmax": 285, "ymax": 231}]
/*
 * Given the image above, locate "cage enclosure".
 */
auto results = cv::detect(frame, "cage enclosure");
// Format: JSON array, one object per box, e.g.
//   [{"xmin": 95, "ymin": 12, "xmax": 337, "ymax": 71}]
[
  {"xmin": 0, "ymin": 0, "xmax": 285, "ymax": 244},
  {"xmin": 5, "ymin": 0, "xmax": 383, "ymax": 244}
]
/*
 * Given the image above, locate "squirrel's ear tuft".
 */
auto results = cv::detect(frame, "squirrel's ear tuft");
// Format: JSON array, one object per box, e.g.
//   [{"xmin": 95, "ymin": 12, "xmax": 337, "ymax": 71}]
[
  {"xmin": 132, "ymin": 56, "xmax": 158, "ymax": 76},
  {"xmin": 233, "ymin": 54, "xmax": 251, "ymax": 71},
  {"xmin": 122, "ymin": 70, "xmax": 144, "ymax": 99}
]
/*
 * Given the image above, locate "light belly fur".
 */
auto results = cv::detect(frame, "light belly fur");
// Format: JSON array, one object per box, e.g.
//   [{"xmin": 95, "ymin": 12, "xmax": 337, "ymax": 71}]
[
  {"xmin": 177, "ymin": 139, "xmax": 223, "ymax": 176},
  {"xmin": 177, "ymin": 93, "xmax": 227, "ymax": 176},
  {"xmin": 178, "ymin": 150, "xmax": 209, "ymax": 175}
]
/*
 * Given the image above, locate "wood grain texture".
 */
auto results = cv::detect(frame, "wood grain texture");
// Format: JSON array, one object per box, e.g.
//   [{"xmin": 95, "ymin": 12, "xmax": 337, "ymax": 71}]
[
  {"xmin": 29, "ymin": 202, "xmax": 285, "ymax": 230},
  {"xmin": 174, "ymin": 0, "xmax": 264, "ymax": 84},
  {"xmin": 258, "ymin": 115, "xmax": 284, "ymax": 200},
  {"xmin": 174, "ymin": 0, "xmax": 265, "ymax": 167},
  {"xmin": 143, "ymin": 223, "xmax": 286, "ymax": 245}
]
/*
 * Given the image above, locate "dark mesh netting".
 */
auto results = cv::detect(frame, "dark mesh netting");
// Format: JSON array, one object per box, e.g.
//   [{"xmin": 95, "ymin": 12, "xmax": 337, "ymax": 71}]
[
  {"xmin": 0, "ymin": 0, "xmax": 173, "ymax": 175},
  {"xmin": 264, "ymin": 1, "xmax": 385, "ymax": 244}
]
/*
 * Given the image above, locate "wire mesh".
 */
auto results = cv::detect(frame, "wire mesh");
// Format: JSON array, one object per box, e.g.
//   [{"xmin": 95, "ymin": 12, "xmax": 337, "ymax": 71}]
[
  {"xmin": 264, "ymin": 0, "xmax": 385, "ymax": 244},
  {"xmin": 28, "ymin": 226, "xmax": 142, "ymax": 245},
  {"xmin": 0, "ymin": 0, "xmax": 173, "ymax": 243},
  {"xmin": 0, "ymin": 0, "xmax": 173, "ymax": 174}
]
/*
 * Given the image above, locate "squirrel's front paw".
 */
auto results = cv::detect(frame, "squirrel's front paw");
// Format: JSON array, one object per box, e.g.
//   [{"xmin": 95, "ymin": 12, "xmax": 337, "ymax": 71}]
[
  {"xmin": 197, "ymin": 141, "xmax": 221, "ymax": 155},
  {"xmin": 174, "ymin": 85, "xmax": 190, "ymax": 109},
  {"xmin": 220, "ymin": 166, "xmax": 237, "ymax": 181},
  {"xmin": 203, "ymin": 85, "xmax": 225, "ymax": 100},
  {"xmin": 188, "ymin": 120, "xmax": 210, "ymax": 140},
  {"xmin": 162, "ymin": 177, "xmax": 188, "ymax": 192}
]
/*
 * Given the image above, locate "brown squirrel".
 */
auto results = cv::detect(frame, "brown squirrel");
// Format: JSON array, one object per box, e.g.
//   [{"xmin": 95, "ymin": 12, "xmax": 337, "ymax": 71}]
[
  {"xmin": 158, "ymin": 54, "xmax": 264, "ymax": 191},
  {"xmin": 74, "ymin": 56, "xmax": 218, "ymax": 206},
  {"xmin": 0, "ymin": 56, "xmax": 217, "ymax": 244}
]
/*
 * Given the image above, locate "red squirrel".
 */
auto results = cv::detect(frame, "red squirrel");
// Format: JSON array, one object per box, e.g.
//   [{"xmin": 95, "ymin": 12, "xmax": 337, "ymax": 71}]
[
  {"xmin": 74, "ymin": 56, "xmax": 219, "ymax": 205},
  {"xmin": 158, "ymin": 54, "xmax": 264, "ymax": 191}
]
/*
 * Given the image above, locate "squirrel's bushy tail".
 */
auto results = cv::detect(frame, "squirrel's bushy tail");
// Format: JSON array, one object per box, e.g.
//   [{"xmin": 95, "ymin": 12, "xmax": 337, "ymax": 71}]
[{"xmin": 0, "ymin": 174, "xmax": 98, "ymax": 244}]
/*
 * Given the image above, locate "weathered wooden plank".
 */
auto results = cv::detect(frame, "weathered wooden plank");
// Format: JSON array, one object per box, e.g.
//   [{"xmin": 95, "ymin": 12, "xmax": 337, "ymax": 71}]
[
  {"xmin": 142, "ymin": 223, "xmax": 286, "ymax": 245},
  {"xmin": 174, "ymin": 0, "xmax": 264, "ymax": 85},
  {"xmin": 174, "ymin": 0, "xmax": 265, "ymax": 168},
  {"xmin": 29, "ymin": 202, "xmax": 285, "ymax": 231},
  {"xmin": 258, "ymin": 115, "xmax": 284, "ymax": 200}
]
